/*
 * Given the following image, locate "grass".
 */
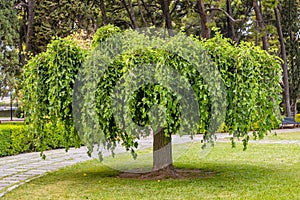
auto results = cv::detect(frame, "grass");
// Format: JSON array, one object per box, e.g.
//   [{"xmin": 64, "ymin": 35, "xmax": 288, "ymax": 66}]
[
  {"xmin": 3, "ymin": 136, "xmax": 300, "ymax": 200},
  {"xmin": 223, "ymin": 131, "xmax": 300, "ymax": 141},
  {"xmin": 264, "ymin": 131, "xmax": 300, "ymax": 140}
]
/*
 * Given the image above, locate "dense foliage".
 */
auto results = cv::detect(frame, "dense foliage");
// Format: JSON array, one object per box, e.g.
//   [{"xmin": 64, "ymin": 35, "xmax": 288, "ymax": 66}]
[
  {"xmin": 202, "ymin": 32, "xmax": 282, "ymax": 146},
  {"xmin": 0, "ymin": 123, "xmax": 79, "ymax": 157},
  {"xmin": 74, "ymin": 27, "xmax": 282, "ymax": 160},
  {"xmin": 22, "ymin": 38, "xmax": 85, "ymax": 156}
]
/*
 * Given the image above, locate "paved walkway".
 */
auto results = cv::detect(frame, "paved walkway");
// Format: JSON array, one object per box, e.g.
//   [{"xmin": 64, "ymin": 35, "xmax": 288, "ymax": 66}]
[{"xmin": 1, "ymin": 128, "xmax": 300, "ymax": 197}]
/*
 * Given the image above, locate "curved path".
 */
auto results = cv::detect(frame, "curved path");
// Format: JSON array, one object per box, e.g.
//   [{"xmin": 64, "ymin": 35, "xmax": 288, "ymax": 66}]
[{"xmin": 1, "ymin": 128, "xmax": 300, "ymax": 197}]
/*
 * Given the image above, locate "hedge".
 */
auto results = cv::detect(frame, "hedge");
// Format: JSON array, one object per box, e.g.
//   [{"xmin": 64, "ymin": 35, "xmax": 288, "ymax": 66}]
[{"xmin": 0, "ymin": 123, "xmax": 80, "ymax": 157}]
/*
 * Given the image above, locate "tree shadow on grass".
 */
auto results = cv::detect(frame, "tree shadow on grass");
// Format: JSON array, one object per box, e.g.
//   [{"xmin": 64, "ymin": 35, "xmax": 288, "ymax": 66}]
[{"xmin": 70, "ymin": 159, "xmax": 284, "ymax": 184}]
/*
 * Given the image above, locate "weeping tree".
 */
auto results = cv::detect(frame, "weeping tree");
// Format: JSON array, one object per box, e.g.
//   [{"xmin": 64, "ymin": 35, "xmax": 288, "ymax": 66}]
[
  {"xmin": 22, "ymin": 37, "xmax": 85, "ymax": 155},
  {"xmin": 72, "ymin": 26, "xmax": 282, "ymax": 176},
  {"xmin": 23, "ymin": 24, "xmax": 281, "ymax": 175}
]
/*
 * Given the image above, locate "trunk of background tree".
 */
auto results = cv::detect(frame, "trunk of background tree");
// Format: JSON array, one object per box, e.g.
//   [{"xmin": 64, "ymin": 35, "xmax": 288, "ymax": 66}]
[
  {"xmin": 137, "ymin": 0, "xmax": 148, "ymax": 27},
  {"xmin": 140, "ymin": 0, "xmax": 156, "ymax": 26},
  {"xmin": 99, "ymin": 0, "xmax": 108, "ymax": 25},
  {"xmin": 253, "ymin": 0, "xmax": 269, "ymax": 51},
  {"xmin": 226, "ymin": 0, "xmax": 236, "ymax": 41},
  {"xmin": 159, "ymin": 0, "xmax": 174, "ymax": 36},
  {"xmin": 25, "ymin": 0, "xmax": 35, "ymax": 53},
  {"xmin": 128, "ymin": 0, "xmax": 139, "ymax": 30},
  {"xmin": 121, "ymin": 0, "xmax": 139, "ymax": 30},
  {"xmin": 197, "ymin": 0, "xmax": 210, "ymax": 39},
  {"xmin": 274, "ymin": 6, "xmax": 292, "ymax": 117},
  {"xmin": 153, "ymin": 128, "xmax": 174, "ymax": 172}
]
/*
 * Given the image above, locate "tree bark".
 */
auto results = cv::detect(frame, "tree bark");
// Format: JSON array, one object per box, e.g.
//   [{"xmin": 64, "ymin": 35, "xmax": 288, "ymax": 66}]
[
  {"xmin": 274, "ymin": 6, "xmax": 292, "ymax": 117},
  {"xmin": 140, "ymin": 0, "xmax": 156, "ymax": 26},
  {"xmin": 99, "ymin": 0, "xmax": 108, "ymax": 25},
  {"xmin": 128, "ymin": 0, "xmax": 139, "ymax": 30},
  {"xmin": 253, "ymin": 0, "xmax": 269, "ymax": 51},
  {"xmin": 25, "ymin": 0, "xmax": 35, "ymax": 53},
  {"xmin": 137, "ymin": 0, "xmax": 148, "ymax": 27},
  {"xmin": 159, "ymin": 0, "xmax": 174, "ymax": 36},
  {"xmin": 226, "ymin": 0, "xmax": 236, "ymax": 41},
  {"xmin": 197, "ymin": 0, "xmax": 210, "ymax": 39},
  {"xmin": 153, "ymin": 128, "xmax": 174, "ymax": 171},
  {"xmin": 121, "ymin": 0, "xmax": 139, "ymax": 30}
]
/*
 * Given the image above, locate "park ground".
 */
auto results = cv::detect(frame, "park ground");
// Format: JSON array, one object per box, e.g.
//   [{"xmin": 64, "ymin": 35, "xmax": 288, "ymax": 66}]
[{"xmin": 1, "ymin": 130, "xmax": 300, "ymax": 199}]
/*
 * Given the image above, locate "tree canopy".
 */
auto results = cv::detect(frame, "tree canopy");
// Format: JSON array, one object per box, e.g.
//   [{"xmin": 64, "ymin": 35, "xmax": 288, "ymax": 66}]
[{"xmin": 23, "ymin": 26, "xmax": 282, "ymax": 172}]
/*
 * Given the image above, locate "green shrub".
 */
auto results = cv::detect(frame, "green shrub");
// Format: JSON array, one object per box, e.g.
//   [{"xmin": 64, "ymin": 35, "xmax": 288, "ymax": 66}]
[
  {"xmin": 0, "ymin": 124, "xmax": 27, "ymax": 156},
  {"xmin": 0, "ymin": 127, "xmax": 12, "ymax": 156},
  {"xmin": 10, "ymin": 126, "xmax": 33, "ymax": 154},
  {"xmin": 0, "ymin": 123, "xmax": 80, "ymax": 157}
]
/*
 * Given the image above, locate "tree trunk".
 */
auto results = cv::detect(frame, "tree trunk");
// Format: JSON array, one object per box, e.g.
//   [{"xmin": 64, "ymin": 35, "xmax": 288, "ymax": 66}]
[
  {"xmin": 128, "ymin": 0, "xmax": 139, "ymax": 30},
  {"xmin": 137, "ymin": 0, "xmax": 148, "ymax": 27},
  {"xmin": 25, "ymin": 0, "xmax": 35, "ymax": 53},
  {"xmin": 121, "ymin": 0, "xmax": 139, "ymax": 30},
  {"xmin": 153, "ymin": 128, "xmax": 174, "ymax": 171},
  {"xmin": 197, "ymin": 0, "xmax": 210, "ymax": 39},
  {"xmin": 159, "ymin": 0, "xmax": 174, "ymax": 36},
  {"xmin": 140, "ymin": 0, "xmax": 156, "ymax": 26},
  {"xmin": 253, "ymin": 0, "xmax": 269, "ymax": 51},
  {"xmin": 274, "ymin": 6, "xmax": 292, "ymax": 117},
  {"xmin": 226, "ymin": 0, "xmax": 236, "ymax": 41},
  {"xmin": 99, "ymin": 0, "xmax": 108, "ymax": 25}
]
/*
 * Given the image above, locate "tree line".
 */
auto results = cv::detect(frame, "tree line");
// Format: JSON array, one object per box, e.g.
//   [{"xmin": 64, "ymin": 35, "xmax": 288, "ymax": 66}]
[{"xmin": 1, "ymin": 0, "xmax": 299, "ymax": 116}]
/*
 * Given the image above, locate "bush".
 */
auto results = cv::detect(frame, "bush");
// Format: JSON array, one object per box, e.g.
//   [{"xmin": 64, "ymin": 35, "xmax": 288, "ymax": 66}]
[
  {"xmin": 0, "ymin": 124, "xmax": 28, "ymax": 156},
  {"xmin": 0, "ymin": 123, "xmax": 80, "ymax": 157}
]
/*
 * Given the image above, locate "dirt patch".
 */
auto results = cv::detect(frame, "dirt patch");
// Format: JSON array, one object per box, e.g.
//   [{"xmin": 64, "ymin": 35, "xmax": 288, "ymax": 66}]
[{"xmin": 117, "ymin": 168, "xmax": 215, "ymax": 180}]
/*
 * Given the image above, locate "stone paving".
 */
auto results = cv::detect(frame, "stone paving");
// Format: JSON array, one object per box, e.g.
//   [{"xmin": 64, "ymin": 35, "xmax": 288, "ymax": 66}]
[
  {"xmin": 0, "ymin": 128, "xmax": 300, "ymax": 197},
  {"xmin": 0, "ymin": 147, "xmax": 99, "ymax": 197}
]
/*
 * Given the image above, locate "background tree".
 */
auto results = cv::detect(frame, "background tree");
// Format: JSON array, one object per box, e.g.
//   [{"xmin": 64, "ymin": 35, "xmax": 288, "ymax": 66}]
[
  {"xmin": 274, "ymin": 4, "xmax": 292, "ymax": 117},
  {"xmin": 281, "ymin": 0, "xmax": 300, "ymax": 114},
  {"xmin": 0, "ymin": 0, "xmax": 20, "ymax": 96},
  {"xmin": 16, "ymin": 0, "xmax": 99, "ymax": 55}
]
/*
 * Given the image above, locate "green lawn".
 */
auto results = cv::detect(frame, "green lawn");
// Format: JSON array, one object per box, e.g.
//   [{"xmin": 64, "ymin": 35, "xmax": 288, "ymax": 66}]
[
  {"xmin": 264, "ymin": 131, "xmax": 300, "ymax": 140},
  {"xmin": 223, "ymin": 131, "xmax": 300, "ymax": 141},
  {"xmin": 3, "ymin": 140, "xmax": 300, "ymax": 200}
]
